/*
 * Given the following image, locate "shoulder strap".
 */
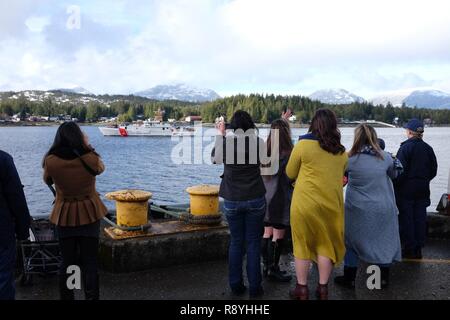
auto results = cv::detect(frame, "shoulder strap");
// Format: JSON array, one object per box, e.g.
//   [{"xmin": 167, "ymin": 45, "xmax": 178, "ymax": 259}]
[{"xmin": 72, "ymin": 149, "xmax": 99, "ymax": 176}]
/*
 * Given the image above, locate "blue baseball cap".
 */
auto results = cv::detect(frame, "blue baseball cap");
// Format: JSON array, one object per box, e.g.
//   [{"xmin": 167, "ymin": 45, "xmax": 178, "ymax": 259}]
[{"xmin": 404, "ymin": 118, "xmax": 424, "ymax": 133}]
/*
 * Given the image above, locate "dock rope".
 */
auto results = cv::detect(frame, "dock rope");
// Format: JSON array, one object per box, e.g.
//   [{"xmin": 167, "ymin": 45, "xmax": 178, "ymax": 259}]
[
  {"xmin": 103, "ymin": 216, "xmax": 152, "ymax": 232},
  {"xmin": 150, "ymin": 204, "xmax": 223, "ymax": 226}
]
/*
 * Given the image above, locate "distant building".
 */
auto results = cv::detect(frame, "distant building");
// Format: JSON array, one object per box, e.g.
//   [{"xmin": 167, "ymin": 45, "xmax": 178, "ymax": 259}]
[
  {"xmin": 185, "ymin": 115, "xmax": 202, "ymax": 122},
  {"xmin": 154, "ymin": 108, "xmax": 165, "ymax": 122},
  {"xmin": 27, "ymin": 116, "xmax": 41, "ymax": 122},
  {"xmin": 0, "ymin": 114, "xmax": 11, "ymax": 122},
  {"xmin": 12, "ymin": 114, "xmax": 21, "ymax": 122}
]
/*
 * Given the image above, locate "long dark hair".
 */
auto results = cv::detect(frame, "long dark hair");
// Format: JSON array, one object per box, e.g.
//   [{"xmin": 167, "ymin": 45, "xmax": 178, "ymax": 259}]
[
  {"xmin": 229, "ymin": 110, "xmax": 256, "ymax": 132},
  {"xmin": 43, "ymin": 122, "xmax": 94, "ymax": 166},
  {"xmin": 309, "ymin": 108, "xmax": 345, "ymax": 155},
  {"xmin": 349, "ymin": 124, "xmax": 384, "ymax": 159},
  {"xmin": 267, "ymin": 118, "xmax": 293, "ymax": 157}
]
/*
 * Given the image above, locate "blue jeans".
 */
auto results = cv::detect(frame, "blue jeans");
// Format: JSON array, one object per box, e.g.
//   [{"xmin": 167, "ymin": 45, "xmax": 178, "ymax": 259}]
[
  {"xmin": 0, "ymin": 242, "xmax": 16, "ymax": 300},
  {"xmin": 344, "ymin": 248, "xmax": 390, "ymax": 268},
  {"xmin": 223, "ymin": 196, "xmax": 266, "ymax": 294},
  {"xmin": 397, "ymin": 197, "xmax": 430, "ymax": 251}
]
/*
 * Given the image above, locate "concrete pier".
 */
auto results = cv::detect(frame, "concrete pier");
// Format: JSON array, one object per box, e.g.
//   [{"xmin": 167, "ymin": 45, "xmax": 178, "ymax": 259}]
[
  {"xmin": 99, "ymin": 220, "xmax": 230, "ymax": 272},
  {"xmin": 16, "ymin": 237, "xmax": 450, "ymax": 300},
  {"xmin": 427, "ymin": 212, "xmax": 450, "ymax": 239},
  {"xmin": 95, "ymin": 212, "xmax": 449, "ymax": 273},
  {"xmin": 14, "ymin": 211, "xmax": 449, "ymax": 300}
]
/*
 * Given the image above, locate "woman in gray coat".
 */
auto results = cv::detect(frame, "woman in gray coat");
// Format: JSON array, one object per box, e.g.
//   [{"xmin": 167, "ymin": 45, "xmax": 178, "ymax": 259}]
[{"xmin": 335, "ymin": 124, "xmax": 403, "ymax": 289}]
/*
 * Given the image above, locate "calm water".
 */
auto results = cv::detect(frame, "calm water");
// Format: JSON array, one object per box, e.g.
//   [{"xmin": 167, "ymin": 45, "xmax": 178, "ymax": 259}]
[{"xmin": 0, "ymin": 125, "xmax": 449, "ymax": 216}]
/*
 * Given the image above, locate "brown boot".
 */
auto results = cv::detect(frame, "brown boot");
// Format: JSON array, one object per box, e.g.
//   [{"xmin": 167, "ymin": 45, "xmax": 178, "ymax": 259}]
[
  {"xmin": 289, "ymin": 284, "xmax": 309, "ymax": 300},
  {"xmin": 315, "ymin": 283, "xmax": 328, "ymax": 300}
]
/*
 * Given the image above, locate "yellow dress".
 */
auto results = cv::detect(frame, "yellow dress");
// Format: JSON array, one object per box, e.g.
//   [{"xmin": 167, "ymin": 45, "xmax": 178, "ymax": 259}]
[{"xmin": 286, "ymin": 134, "xmax": 348, "ymax": 264}]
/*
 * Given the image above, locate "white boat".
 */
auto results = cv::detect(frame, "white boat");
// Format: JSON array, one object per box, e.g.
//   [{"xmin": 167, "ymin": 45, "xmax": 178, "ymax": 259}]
[{"xmin": 99, "ymin": 120, "xmax": 196, "ymax": 137}]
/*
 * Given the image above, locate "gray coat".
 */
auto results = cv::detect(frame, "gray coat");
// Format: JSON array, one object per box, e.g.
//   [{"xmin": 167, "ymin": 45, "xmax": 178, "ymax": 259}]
[{"xmin": 345, "ymin": 150, "xmax": 402, "ymax": 265}]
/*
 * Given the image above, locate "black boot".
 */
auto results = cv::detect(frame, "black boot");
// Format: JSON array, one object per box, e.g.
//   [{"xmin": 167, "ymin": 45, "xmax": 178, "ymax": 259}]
[
  {"xmin": 261, "ymin": 237, "xmax": 271, "ymax": 277},
  {"xmin": 267, "ymin": 240, "xmax": 292, "ymax": 282},
  {"xmin": 84, "ymin": 273, "xmax": 99, "ymax": 300},
  {"xmin": 334, "ymin": 266, "xmax": 357, "ymax": 289},
  {"xmin": 402, "ymin": 249, "xmax": 414, "ymax": 259},
  {"xmin": 380, "ymin": 267, "xmax": 390, "ymax": 289},
  {"xmin": 59, "ymin": 274, "xmax": 75, "ymax": 300},
  {"xmin": 414, "ymin": 247, "xmax": 423, "ymax": 259}
]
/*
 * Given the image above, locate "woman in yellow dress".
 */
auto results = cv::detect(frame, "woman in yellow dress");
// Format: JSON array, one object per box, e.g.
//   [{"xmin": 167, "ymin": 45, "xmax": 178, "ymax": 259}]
[{"xmin": 287, "ymin": 109, "xmax": 348, "ymax": 300}]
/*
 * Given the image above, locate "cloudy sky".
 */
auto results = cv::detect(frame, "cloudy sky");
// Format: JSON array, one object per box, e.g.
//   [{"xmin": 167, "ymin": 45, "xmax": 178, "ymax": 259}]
[{"xmin": 1, "ymin": 0, "xmax": 450, "ymax": 98}]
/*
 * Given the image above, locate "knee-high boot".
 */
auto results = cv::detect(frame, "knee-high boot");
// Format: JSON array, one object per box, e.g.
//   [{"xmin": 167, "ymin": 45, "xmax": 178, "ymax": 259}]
[
  {"xmin": 267, "ymin": 239, "xmax": 291, "ymax": 282},
  {"xmin": 261, "ymin": 237, "xmax": 271, "ymax": 277}
]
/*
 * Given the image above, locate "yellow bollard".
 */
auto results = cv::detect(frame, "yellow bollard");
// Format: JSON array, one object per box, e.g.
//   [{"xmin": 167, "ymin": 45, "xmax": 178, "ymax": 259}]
[
  {"xmin": 105, "ymin": 190, "xmax": 152, "ymax": 227},
  {"xmin": 186, "ymin": 185, "xmax": 220, "ymax": 216}
]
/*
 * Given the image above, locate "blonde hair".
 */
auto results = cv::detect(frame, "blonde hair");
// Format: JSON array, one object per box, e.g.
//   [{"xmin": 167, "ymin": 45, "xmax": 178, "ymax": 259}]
[
  {"xmin": 349, "ymin": 124, "xmax": 384, "ymax": 159},
  {"xmin": 407, "ymin": 129, "xmax": 424, "ymax": 139}
]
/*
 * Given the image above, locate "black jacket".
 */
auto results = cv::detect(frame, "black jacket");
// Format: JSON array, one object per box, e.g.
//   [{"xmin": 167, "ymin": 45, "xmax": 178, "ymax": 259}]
[
  {"xmin": 0, "ymin": 150, "xmax": 30, "ymax": 246},
  {"xmin": 394, "ymin": 138, "xmax": 438, "ymax": 200},
  {"xmin": 212, "ymin": 134, "xmax": 266, "ymax": 201},
  {"xmin": 265, "ymin": 156, "xmax": 293, "ymax": 226}
]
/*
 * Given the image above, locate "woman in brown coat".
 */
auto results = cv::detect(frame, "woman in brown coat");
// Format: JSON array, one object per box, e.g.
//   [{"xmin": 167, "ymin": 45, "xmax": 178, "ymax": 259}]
[{"xmin": 43, "ymin": 122, "xmax": 107, "ymax": 300}]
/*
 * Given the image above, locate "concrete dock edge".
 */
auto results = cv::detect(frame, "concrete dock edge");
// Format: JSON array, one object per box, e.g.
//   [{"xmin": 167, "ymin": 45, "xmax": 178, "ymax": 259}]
[{"xmin": 97, "ymin": 212, "xmax": 449, "ymax": 273}]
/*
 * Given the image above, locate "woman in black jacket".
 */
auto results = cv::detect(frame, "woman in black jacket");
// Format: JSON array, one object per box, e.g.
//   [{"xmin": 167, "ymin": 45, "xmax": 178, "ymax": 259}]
[
  {"xmin": 213, "ymin": 110, "xmax": 267, "ymax": 298},
  {"xmin": 394, "ymin": 119, "xmax": 438, "ymax": 259}
]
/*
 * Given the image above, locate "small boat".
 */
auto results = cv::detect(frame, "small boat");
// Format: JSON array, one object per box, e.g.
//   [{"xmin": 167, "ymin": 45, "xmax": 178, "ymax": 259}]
[{"xmin": 99, "ymin": 120, "xmax": 196, "ymax": 137}]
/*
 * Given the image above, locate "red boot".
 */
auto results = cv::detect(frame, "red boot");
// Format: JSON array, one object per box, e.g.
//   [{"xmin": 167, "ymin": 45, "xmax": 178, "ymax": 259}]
[
  {"xmin": 289, "ymin": 284, "xmax": 309, "ymax": 300},
  {"xmin": 315, "ymin": 283, "xmax": 328, "ymax": 300}
]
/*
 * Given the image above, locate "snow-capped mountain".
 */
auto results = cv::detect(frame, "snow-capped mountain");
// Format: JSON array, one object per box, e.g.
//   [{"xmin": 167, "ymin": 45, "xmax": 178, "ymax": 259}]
[
  {"xmin": 0, "ymin": 90, "xmax": 150, "ymax": 106},
  {"xmin": 135, "ymin": 83, "xmax": 221, "ymax": 102},
  {"xmin": 403, "ymin": 90, "xmax": 450, "ymax": 109},
  {"xmin": 370, "ymin": 89, "xmax": 413, "ymax": 107},
  {"xmin": 53, "ymin": 86, "xmax": 93, "ymax": 95},
  {"xmin": 371, "ymin": 89, "xmax": 450, "ymax": 109},
  {"xmin": 309, "ymin": 89, "xmax": 365, "ymax": 105}
]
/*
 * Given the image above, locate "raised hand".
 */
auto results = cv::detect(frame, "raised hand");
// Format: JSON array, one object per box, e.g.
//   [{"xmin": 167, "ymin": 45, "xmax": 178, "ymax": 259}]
[
  {"xmin": 216, "ymin": 120, "xmax": 226, "ymax": 136},
  {"xmin": 282, "ymin": 108, "xmax": 293, "ymax": 120}
]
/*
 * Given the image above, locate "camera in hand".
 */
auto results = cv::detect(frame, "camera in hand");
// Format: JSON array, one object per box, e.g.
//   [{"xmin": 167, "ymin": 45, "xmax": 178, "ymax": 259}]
[{"xmin": 215, "ymin": 116, "xmax": 231, "ymax": 129}]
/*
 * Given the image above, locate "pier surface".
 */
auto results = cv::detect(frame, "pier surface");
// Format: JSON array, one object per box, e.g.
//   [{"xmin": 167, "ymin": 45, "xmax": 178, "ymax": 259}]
[{"xmin": 16, "ymin": 238, "xmax": 449, "ymax": 300}]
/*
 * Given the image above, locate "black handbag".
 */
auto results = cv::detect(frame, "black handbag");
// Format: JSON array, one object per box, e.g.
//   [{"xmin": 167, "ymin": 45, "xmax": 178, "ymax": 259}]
[{"xmin": 436, "ymin": 194, "xmax": 450, "ymax": 215}]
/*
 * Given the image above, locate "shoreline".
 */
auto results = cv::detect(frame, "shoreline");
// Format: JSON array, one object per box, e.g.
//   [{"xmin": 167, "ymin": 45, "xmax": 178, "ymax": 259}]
[{"xmin": 1, "ymin": 122, "xmax": 450, "ymax": 129}]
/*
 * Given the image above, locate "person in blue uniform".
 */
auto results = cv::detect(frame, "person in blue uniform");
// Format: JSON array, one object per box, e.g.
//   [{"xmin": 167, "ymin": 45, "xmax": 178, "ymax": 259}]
[
  {"xmin": 0, "ymin": 150, "xmax": 31, "ymax": 300},
  {"xmin": 394, "ymin": 119, "xmax": 438, "ymax": 259}
]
